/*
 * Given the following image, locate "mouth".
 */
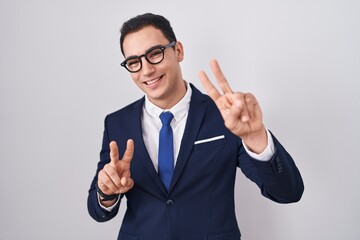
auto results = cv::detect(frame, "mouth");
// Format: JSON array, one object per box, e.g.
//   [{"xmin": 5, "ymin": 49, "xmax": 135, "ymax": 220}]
[{"xmin": 144, "ymin": 75, "xmax": 163, "ymax": 85}]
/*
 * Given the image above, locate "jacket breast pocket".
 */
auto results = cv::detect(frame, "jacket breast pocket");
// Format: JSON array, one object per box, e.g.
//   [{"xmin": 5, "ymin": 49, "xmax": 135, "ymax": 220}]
[{"xmin": 193, "ymin": 135, "xmax": 226, "ymax": 151}]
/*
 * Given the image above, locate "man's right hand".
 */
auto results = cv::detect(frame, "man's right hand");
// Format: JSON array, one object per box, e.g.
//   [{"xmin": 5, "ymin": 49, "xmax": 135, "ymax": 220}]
[{"xmin": 97, "ymin": 139, "xmax": 134, "ymax": 206}]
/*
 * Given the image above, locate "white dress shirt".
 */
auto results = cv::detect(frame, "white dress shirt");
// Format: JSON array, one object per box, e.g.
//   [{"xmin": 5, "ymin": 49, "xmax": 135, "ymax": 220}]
[{"xmin": 142, "ymin": 82, "xmax": 192, "ymax": 171}]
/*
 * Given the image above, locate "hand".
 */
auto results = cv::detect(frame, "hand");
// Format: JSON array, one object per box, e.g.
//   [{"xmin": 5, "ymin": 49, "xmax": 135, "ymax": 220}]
[
  {"xmin": 198, "ymin": 59, "xmax": 267, "ymax": 153},
  {"xmin": 97, "ymin": 139, "xmax": 134, "ymax": 199}
]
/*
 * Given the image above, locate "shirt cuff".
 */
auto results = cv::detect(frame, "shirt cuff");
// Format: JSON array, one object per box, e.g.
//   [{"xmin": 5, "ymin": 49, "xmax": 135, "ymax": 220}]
[
  {"xmin": 97, "ymin": 192, "xmax": 120, "ymax": 212},
  {"xmin": 242, "ymin": 129, "xmax": 275, "ymax": 161}
]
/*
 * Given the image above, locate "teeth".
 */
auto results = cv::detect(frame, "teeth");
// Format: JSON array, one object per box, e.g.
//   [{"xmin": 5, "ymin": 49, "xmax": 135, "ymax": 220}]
[{"xmin": 146, "ymin": 77, "xmax": 160, "ymax": 85}]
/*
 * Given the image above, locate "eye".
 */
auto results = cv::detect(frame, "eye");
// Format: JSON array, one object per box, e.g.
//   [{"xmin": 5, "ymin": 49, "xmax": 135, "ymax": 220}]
[
  {"xmin": 126, "ymin": 58, "xmax": 140, "ymax": 67},
  {"xmin": 147, "ymin": 48, "xmax": 163, "ymax": 60}
]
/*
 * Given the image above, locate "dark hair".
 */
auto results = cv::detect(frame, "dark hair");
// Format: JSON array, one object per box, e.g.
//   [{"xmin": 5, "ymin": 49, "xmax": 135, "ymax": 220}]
[{"xmin": 119, "ymin": 13, "xmax": 177, "ymax": 55}]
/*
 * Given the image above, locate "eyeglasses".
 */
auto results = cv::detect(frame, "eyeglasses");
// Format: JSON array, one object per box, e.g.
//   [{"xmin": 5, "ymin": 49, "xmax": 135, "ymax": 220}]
[{"xmin": 120, "ymin": 41, "xmax": 176, "ymax": 73}]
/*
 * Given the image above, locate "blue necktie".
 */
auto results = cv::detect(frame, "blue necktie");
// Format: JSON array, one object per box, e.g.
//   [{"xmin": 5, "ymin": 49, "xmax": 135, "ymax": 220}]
[{"xmin": 158, "ymin": 111, "xmax": 174, "ymax": 191}]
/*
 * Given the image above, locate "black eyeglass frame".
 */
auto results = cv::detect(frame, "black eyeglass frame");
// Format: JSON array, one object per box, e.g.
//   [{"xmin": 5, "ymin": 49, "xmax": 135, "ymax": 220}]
[{"xmin": 120, "ymin": 41, "xmax": 176, "ymax": 73}]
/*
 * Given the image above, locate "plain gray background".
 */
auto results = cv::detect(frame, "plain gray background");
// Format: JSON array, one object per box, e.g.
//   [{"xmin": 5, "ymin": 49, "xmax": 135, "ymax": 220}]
[{"xmin": 1, "ymin": 0, "xmax": 359, "ymax": 239}]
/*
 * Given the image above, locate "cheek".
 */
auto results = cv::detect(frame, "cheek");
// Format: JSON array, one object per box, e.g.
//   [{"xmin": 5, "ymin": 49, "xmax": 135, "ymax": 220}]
[
  {"xmin": 130, "ymin": 73, "xmax": 141, "ymax": 84},
  {"xmin": 162, "ymin": 60, "xmax": 178, "ymax": 75}
]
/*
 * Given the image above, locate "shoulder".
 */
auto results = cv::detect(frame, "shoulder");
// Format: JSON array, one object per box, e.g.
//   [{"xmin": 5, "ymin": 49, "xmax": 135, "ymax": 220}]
[{"xmin": 104, "ymin": 97, "xmax": 144, "ymax": 124}]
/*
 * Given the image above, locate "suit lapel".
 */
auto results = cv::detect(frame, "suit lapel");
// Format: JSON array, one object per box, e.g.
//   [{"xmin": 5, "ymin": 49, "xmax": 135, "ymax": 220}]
[
  {"xmin": 169, "ymin": 85, "xmax": 208, "ymax": 192},
  {"xmin": 130, "ymin": 98, "xmax": 167, "ymax": 194}
]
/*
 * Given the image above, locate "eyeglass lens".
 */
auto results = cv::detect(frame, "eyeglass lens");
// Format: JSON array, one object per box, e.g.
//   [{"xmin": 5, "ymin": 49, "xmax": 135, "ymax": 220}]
[{"xmin": 125, "ymin": 47, "xmax": 165, "ymax": 72}]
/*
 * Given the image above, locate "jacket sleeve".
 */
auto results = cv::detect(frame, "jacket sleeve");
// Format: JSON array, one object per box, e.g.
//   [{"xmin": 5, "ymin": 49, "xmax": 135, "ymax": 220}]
[
  {"xmin": 87, "ymin": 115, "xmax": 123, "ymax": 222},
  {"xmin": 237, "ymin": 131, "xmax": 304, "ymax": 203}
]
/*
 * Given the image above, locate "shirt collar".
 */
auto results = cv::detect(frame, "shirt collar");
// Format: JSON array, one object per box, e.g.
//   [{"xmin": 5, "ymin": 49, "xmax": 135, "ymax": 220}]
[{"xmin": 144, "ymin": 81, "xmax": 192, "ymax": 122}]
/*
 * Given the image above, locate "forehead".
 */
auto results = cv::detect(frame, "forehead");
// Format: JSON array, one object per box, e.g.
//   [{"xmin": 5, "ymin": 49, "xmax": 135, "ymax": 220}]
[{"xmin": 123, "ymin": 26, "xmax": 168, "ymax": 57}]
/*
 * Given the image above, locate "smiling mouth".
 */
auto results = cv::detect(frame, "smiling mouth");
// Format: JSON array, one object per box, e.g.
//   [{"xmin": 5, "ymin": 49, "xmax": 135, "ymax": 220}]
[{"xmin": 144, "ymin": 75, "xmax": 162, "ymax": 85}]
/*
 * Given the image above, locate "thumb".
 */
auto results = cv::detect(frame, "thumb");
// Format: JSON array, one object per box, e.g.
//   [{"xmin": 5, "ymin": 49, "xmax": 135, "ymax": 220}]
[{"xmin": 109, "ymin": 141, "xmax": 119, "ymax": 166}]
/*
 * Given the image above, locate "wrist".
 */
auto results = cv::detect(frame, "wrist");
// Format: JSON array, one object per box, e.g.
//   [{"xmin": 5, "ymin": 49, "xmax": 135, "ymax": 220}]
[
  {"xmin": 95, "ymin": 182, "xmax": 119, "ymax": 201},
  {"xmin": 242, "ymin": 126, "xmax": 268, "ymax": 154},
  {"xmin": 97, "ymin": 192, "xmax": 119, "ymax": 208}
]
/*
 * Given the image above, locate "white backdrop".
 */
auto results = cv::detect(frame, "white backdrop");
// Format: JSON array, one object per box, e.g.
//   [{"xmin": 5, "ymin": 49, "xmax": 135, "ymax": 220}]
[{"xmin": 1, "ymin": 0, "xmax": 359, "ymax": 239}]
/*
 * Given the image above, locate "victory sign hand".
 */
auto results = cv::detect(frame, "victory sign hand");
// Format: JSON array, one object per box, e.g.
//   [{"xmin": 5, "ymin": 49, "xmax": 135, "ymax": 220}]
[{"xmin": 198, "ymin": 60, "xmax": 267, "ymax": 153}]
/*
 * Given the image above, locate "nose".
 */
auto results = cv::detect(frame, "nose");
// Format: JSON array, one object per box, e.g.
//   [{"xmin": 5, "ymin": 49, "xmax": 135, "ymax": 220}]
[{"xmin": 141, "ymin": 58, "xmax": 156, "ymax": 76}]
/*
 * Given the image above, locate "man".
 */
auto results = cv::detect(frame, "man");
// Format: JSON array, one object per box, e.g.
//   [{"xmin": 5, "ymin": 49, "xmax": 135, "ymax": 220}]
[{"xmin": 87, "ymin": 13, "xmax": 304, "ymax": 240}]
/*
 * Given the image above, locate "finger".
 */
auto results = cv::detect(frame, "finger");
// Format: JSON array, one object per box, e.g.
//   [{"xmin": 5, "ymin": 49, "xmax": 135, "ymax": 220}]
[
  {"xmin": 222, "ymin": 92, "xmax": 235, "ymax": 109},
  {"xmin": 210, "ymin": 59, "xmax": 233, "ymax": 94},
  {"xmin": 198, "ymin": 70, "xmax": 221, "ymax": 101},
  {"xmin": 98, "ymin": 170, "xmax": 119, "ymax": 195},
  {"xmin": 119, "ymin": 177, "xmax": 134, "ymax": 194},
  {"xmin": 109, "ymin": 141, "xmax": 119, "ymax": 167},
  {"xmin": 121, "ymin": 139, "xmax": 134, "ymax": 163},
  {"xmin": 229, "ymin": 99, "xmax": 244, "ymax": 126},
  {"xmin": 103, "ymin": 163, "xmax": 123, "ymax": 189},
  {"xmin": 244, "ymin": 93, "xmax": 259, "ymax": 121},
  {"xmin": 230, "ymin": 93, "xmax": 250, "ymax": 122},
  {"xmin": 121, "ymin": 176, "xmax": 134, "ymax": 189}
]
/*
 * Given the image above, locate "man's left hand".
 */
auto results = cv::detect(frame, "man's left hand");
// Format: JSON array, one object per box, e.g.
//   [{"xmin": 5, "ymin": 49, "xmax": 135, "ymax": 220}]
[{"xmin": 198, "ymin": 59, "xmax": 268, "ymax": 154}]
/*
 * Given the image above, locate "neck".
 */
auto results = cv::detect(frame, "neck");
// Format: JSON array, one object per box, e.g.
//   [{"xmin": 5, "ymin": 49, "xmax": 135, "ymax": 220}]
[{"xmin": 150, "ymin": 80, "xmax": 187, "ymax": 110}]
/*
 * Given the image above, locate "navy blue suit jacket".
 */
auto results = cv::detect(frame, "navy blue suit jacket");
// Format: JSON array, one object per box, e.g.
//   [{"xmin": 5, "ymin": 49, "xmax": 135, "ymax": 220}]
[{"xmin": 88, "ymin": 84, "xmax": 304, "ymax": 240}]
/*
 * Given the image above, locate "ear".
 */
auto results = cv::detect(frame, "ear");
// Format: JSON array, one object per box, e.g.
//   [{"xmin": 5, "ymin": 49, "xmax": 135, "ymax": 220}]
[{"xmin": 175, "ymin": 41, "xmax": 184, "ymax": 62}]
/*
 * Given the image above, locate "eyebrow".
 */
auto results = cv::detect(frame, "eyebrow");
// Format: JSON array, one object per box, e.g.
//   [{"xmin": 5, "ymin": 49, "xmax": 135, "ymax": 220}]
[{"xmin": 125, "ymin": 44, "xmax": 165, "ymax": 60}]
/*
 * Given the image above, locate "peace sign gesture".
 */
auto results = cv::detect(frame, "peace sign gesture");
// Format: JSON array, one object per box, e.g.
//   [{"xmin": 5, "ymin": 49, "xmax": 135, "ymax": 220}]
[
  {"xmin": 97, "ymin": 140, "xmax": 134, "ymax": 206},
  {"xmin": 198, "ymin": 60, "xmax": 268, "ymax": 154}
]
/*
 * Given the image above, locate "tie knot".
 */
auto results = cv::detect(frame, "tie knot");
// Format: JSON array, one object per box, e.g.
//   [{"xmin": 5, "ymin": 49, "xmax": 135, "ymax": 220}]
[{"xmin": 160, "ymin": 111, "xmax": 174, "ymax": 125}]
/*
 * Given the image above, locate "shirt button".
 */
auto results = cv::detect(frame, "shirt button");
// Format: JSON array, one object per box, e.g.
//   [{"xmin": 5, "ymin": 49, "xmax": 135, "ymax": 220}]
[{"xmin": 166, "ymin": 199, "xmax": 174, "ymax": 206}]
